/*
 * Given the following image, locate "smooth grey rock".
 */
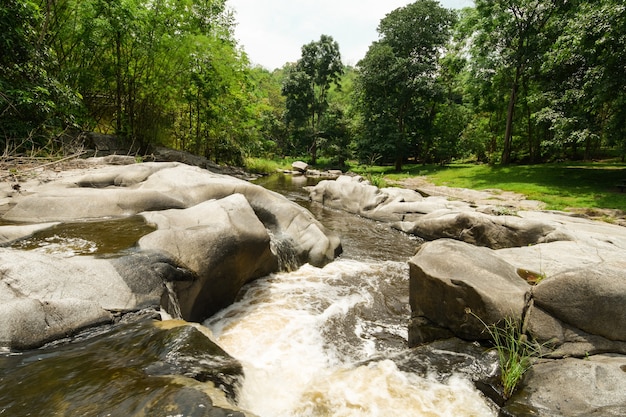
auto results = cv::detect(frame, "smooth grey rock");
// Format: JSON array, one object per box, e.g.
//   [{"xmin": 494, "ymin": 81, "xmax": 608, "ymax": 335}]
[
  {"xmin": 525, "ymin": 304, "xmax": 626, "ymax": 357},
  {"xmin": 0, "ymin": 298, "xmax": 112, "ymax": 349},
  {"xmin": 292, "ymin": 160, "xmax": 308, "ymax": 172},
  {"xmin": 140, "ymin": 195, "xmax": 277, "ymax": 321},
  {"xmin": 408, "ymin": 239, "xmax": 530, "ymax": 345},
  {"xmin": 504, "ymin": 355, "xmax": 626, "ymax": 417},
  {"xmin": 0, "ymin": 248, "xmax": 162, "ymax": 311},
  {"xmin": 0, "ymin": 248, "xmax": 174, "ymax": 348},
  {"xmin": 401, "ymin": 210, "xmax": 557, "ymax": 249},
  {"xmin": 0, "ymin": 222, "xmax": 59, "ymax": 245},
  {"xmin": 309, "ymin": 176, "xmax": 459, "ymax": 223},
  {"xmin": 2, "ymin": 163, "xmax": 340, "ymax": 267},
  {"xmin": 532, "ymin": 261, "xmax": 626, "ymax": 342}
]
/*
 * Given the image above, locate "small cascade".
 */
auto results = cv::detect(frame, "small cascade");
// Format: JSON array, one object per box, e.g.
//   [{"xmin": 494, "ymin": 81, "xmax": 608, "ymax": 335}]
[
  {"xmin": 268, "ymin": 229, "xmax": 299, "ymax": 272},
  {"xmin": 205, "ymin": 260, "xmax": 497, "ymax": 417},
  {"xmin": 164, "ymin": 281, "xmax": 183, "ymax": 320}
]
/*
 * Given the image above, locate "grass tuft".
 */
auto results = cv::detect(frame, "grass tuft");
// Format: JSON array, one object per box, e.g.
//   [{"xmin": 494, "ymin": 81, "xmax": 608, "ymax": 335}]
[
  {"xmin": 466, "ymin": 309, "xmax": 544, "ymax": 399},
  {"xmin": 244, "ymin": 157, "xmax": 295, "ymax": 174}
]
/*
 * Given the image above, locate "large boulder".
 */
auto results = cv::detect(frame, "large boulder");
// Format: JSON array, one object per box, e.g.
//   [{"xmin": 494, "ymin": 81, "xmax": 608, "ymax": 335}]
[
  {"xmin": 292, "ymin": 160, "xmax": 309, "ymax": 173},
  {"xmin": 309, "ymin": 176, "xmax": 563, "ymax": 248},
  {"xmin": 309, "ymin": 175, "xmax": 463, "ymax": 223},
  {"xmin": 532, "ymin": 261, "xmax": 626, "ymax": 343},
  {"xmin": 0, "ymin": 248, "xmax": 192, "ymax": 349},
  {"xmin": 398, "ymin": 210, "xmax": 560, "ymax": 249},
  {"xmin": 139, "ymin": 194, "xmax": 278, "ymax": 321},
  {"xmin": 3, "ymin": 162, "xmax": 340, "ymax": 267},
  {"xmin": 0, "ymin": 162, "xmax": 341, "ymax": 347},
  {"xmin": 0, "ymin": 319, "xmax": 253, "ymax": 416},
  {"xmin": 408, "ymin": 239, "xmax": 530, "ymax": 345},
  {"xmin": 503, "ymin": 355, "xmax": 626, "ymax": 417}
]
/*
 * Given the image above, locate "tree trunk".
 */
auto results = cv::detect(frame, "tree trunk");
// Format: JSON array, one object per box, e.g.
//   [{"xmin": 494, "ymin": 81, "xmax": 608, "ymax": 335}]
[
  {"xmin": 115, "ymin": 31, "xmax": 123, "ymax": 135},
  {"xmin": 310, "ymin": 134, "xmax": 317, "ymax": 165},
  {"xmin": 527, "ymin": 104, "xmax": 535, "ymax": 163},
  {"xmin": 502, "ymin": 66, "xmax": 521, "ymax": 165},
  {"xmin": 395, "ymin": 155, "xmax": 403, "ymax": 172}
]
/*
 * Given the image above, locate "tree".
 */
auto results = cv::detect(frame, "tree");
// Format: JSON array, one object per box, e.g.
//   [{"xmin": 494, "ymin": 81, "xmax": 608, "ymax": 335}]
[
  {"xmin": 282, "ymin": 34, "xmax": 343, "ymax": 164},
  {"xmin": 356, "ymin": 0, "xmax": 456, "ymax": 170},
  {"xmin": 536, "ymin": 0, "xmax": 626, "ymax": 161},
  {"xmin": 472, "ymin": 0, "xmax": 564, "ymax": 164},
  {"xmin": 0, "ymin": 0, "xmax": 80, "ymax": 153}
]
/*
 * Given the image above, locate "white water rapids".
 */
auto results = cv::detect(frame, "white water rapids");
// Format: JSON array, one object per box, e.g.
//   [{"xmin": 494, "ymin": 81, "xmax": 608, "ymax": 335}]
[
  {"xmin": 204, "ymin": 175, "xmax": 497, "ymax": 416},
  {"xmin": 205, "ymin": 259, "xmax": 496, "ymax": 417}
]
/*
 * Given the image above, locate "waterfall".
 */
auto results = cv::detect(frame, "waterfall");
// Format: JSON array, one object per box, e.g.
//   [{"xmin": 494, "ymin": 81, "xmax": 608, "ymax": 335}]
[
  {"xmin": 268, "ymin": 229, "xmax": 299, "ymax": 272},
  {"xmin": 163, "ymin": 281, "xmax": 183, "ymax": 320}
]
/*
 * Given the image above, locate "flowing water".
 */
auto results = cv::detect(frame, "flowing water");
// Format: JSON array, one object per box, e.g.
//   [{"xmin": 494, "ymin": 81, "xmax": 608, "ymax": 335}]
[
  {"xmin": 0, "ymin": 174, "xmax": 497, "ymax": 416},
  {"xmin": 204, "ymin": 174, "xmax": 497, "ymax": 417}
]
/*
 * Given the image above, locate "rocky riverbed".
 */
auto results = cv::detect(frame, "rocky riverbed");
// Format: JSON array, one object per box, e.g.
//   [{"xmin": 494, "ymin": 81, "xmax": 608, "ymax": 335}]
[
  {"xmin": 309, "ymin": 174, "xmax": 626, "ymax": 416},
  {"xmin": 1, "ymin": 157, "xmax": 625, "ymax": 416}
]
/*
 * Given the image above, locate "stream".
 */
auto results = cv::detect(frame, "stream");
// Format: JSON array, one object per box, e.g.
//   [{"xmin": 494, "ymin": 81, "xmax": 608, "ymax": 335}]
[
  {"xmin": 0, "ymin": 173, "xmax": 498, "ymax": 416},
  {"xmin": 204, "ymin": 174, "xmax": 497, "ymax": 416}
]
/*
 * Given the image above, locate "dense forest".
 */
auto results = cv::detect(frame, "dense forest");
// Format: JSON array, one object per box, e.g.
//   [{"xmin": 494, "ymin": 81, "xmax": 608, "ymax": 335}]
[{"xmin": 1, "ymin": 0, "xmax": 625, "ymax": 168}]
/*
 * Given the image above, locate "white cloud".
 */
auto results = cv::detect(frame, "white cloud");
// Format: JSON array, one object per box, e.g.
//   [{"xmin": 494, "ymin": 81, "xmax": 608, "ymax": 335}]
[{"xmin": 228, "ymin": 0, "xmax": 474, "ymax": 70}]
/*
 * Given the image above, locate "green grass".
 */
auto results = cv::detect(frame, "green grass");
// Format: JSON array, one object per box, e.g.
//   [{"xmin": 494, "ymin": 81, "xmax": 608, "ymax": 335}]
[
  {"xmin": 467, "ymin": 309, "xmax": 544, "ymax": 399},
  {"xmin": 351, "ymin": 161, "xmax": 626, "ymax": 212},
  {"xmin": 244, "ymin": 157, "xmax": 297, "ymax": 174}
]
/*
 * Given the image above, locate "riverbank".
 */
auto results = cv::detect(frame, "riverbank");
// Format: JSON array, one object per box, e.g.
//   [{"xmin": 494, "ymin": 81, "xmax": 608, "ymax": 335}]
[{"xmin": 392, "ymin": 175, "xmax": 626, "ymax": 227}]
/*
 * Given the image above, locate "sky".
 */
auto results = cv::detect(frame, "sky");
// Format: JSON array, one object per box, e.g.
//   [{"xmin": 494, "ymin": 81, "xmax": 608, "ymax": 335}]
[{"xmin": 226, "ymin": 0, "xmax": 475, "ymax": 70}]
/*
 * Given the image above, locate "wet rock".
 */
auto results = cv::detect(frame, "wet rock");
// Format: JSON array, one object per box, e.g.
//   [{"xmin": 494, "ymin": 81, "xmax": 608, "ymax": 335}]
[
  {"xmin": 408, "ymin": 239, "xmax": 530, "ymax": 345},
  {"xmin": 388, "ymin": 338, "xmax": 498, "ymax": 382},
  {"xmin": 0, "ymin": 320, "xmax": 253, "ymax": 416}
]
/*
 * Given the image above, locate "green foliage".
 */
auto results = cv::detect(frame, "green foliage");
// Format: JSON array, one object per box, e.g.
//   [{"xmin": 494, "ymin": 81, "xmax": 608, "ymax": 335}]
[
  {"xmin": 365, "ymin": 173, "xmax": 388, "ymax": 189},
  {"xmin": 467, "ymin": 309, "xmax": 543, "ymax": 399},
  {"xmin": 282, "ymin": 35, "xmax": 344, "ymax": 164},
  {"xmin": 355, "ymin": 0, "xmax": 457, "ymax": 170},
  {"xmin": 0, "ymin": 0, "xmax": 82, "ymax": 153},
  {"xmin": 536, "ymin": 0, "xmax": 626, "ymax": 161},
  {"xmin": 4, "ymin": 0, "xmax": 626, "ymax": 172}
]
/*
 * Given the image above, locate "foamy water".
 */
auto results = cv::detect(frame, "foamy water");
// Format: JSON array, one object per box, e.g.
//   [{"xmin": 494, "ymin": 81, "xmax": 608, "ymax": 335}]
[{"xmin": 205, "ymin": 260, "xmax": 496, "ymax": 417}]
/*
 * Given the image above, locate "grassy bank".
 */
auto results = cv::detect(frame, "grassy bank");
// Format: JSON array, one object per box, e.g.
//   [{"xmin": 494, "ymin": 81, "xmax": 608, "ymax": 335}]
[{"xmin": 350, "ymin": 162, "xmax": 626, "ymax": 212}]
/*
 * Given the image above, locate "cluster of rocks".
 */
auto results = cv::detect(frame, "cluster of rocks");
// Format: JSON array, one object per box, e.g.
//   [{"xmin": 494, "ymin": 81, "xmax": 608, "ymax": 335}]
[
  {"xmin": 309, "ymin": 175, "xmax": 626, "ymax": 416},
  {"xmin": 0, "ymin": 160, "xmax": 343, "ymax": 416},
  {"xmin": 283, "ymin": 160, "xmax": 343, "ymax": 178},
  {"xmin": 0, "ymin": 161, "xmax": 341, "ymax": 348}
]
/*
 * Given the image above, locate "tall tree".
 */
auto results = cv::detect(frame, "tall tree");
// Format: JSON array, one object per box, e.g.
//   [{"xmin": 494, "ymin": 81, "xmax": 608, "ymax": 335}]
[
  {"xmin": 282, "ymin": 34, "xmax": 343, "ymax": 164},
  {"xmin": 537, "ymin": 0, "xmax": 626, "ymax": 160},
  {"xmin": 0, "ymin": 0, "xmax": 79, "ymax": 153},
  {"xmin": 473, "ymin": 0, "xmax": 563, "ymax": 164},
  {"xmin": 356, "ymin": 0, "xmax": 456, "ymax": 170}
]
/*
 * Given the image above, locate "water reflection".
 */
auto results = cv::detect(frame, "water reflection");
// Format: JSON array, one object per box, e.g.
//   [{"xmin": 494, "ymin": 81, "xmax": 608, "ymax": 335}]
[{"xmin": 11, "ymin": 215, "xmax": 155, "ymax": 256}]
